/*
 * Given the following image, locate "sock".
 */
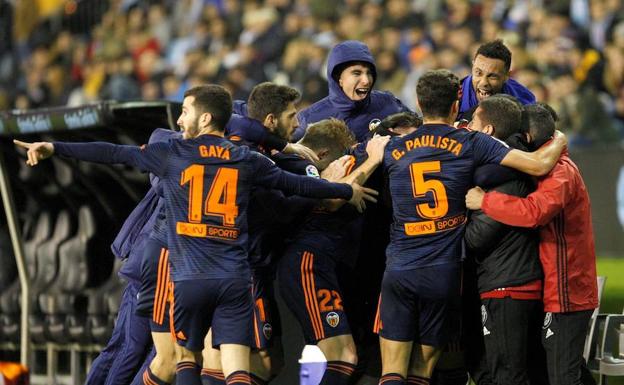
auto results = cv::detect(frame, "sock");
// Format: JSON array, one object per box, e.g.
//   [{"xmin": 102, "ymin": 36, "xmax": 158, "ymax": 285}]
[
  {"xmin": 430, "ymin": 368, "xmax": 468, "ymax": 385},
  {"xmin": 320, "ymin": 361, "xmax": 356, "ymax": 385},
  {"xmin": 379, "ymin": 373, "xmax": 406, "ymax": 385},
  {"xmin": 225, "ymin": 370, "xmax": 251, "ymax": 385},
  {"xmin": 141, "ymin": 367, "xmax": 171, "ymax": 385},
  {"xmin": 201, "ymin": 368, "xmax": 226, "ymax": 385},
  {"xmin": 407, "ymin": 375, "xmax": 431, "ymax": 385},
  {"xmin": 249, "ymin": 372, "xmax": 268, "ymax": 385},
  {"xmin": 176, "ymin": 361, "xmax": 201, "ymax": 385}
]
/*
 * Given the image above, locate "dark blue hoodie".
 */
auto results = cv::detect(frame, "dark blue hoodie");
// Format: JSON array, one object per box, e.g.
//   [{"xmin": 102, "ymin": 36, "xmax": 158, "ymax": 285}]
[
  {"xmin": 114, "ymin": 128, "xmax": 180, "ymax": 283},
  {"xmin": 294, "ymin": 40, "xmax": 410, "ymax": 142}
]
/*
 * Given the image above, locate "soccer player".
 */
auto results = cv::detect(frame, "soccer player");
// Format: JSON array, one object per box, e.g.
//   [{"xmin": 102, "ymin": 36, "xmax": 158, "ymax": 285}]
[
  {"xmin": 294, "ymin": 40, "xmax": 411, "ymax": 377},
  {"xmin": 294, "ymin": 40, "xmax": 410, "ymax": 142},
  {"xmin": 464, "ymin": 96, "xmax": 547, "ymax": 385},
  {"xmin": 375, "ymin": 69, "xmax": 566, "ymax": 385},
  {"xmin": 15, "ymin": 84, "xmax": 377, "ymax": 385},
  {"xmin": 202, "ymin": 82, "xmax": 309, "ymax": 385},
  {"xmin": 458, "ymin": 40, "xmax": 535, "ymax": 121},
  {"xmin": 465, "ymin": 103, "xmax": 598, "ymax": 385},
  {"xmin": 86, "ymin": 128, "xmax": 174, "ymax": 385},
  {"xmin": 278, "ymin": 119, "xmax": 389, "ymax": 385}
]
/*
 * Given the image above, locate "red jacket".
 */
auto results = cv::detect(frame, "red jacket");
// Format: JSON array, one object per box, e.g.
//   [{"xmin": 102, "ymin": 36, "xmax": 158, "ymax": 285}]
[{"xmin": 481, "ymin": 151, "xmax": 598, "ymax": 313}]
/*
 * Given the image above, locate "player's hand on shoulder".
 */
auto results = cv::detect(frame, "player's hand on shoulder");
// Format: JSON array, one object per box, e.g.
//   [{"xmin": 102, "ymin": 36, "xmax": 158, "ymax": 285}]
[
  {"xmin": 553, "ymin": 130, "xmax": 567, "ymax": 149},
  {"xmin": 13, "ymin": 140, "xmax": 55, "ymax": 166},
  {"xmin": 321, "ymin": 155, "xmax": 352, "ymax": 182},
  {"xmin": 348, "ymin": 179, "xmax": 378, "ymax": 213},
  {"xmin": 283, "ymin": 142, "xmax": 320, "ymax": 163},
  {"xmin": 365, "ymin": 134, "xmax": 390, "ymax": 164},
  {"xmin": 465, "ymin": 186, "xmax": 485, "ymax": 210}
]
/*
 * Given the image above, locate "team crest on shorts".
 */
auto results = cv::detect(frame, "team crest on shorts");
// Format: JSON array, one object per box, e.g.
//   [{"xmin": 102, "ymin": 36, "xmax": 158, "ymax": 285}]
[
  {"xmin": 369, "ymin": 118, "xmax": 382, "ymax": 131},
  {"xmin": 262, "ymin": 323, "xmax": 273, "ymax": 340},
  {"xmin": 326, "ymin": 312, "xmax": 340, "ymax": 328},
  {"xmin": 481, "ymin": 305, "xmax": 487, "ymax": 326},
  {"xmin": 543, "ymin": 312, "xmax": 553, "ymax": 329}
]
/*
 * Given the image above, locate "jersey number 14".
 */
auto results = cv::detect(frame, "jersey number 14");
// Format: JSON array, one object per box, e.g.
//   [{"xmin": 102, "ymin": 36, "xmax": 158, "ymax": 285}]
[{"xmin": 181, "ymin": 165, "xmax": 239, "ymax": 226}]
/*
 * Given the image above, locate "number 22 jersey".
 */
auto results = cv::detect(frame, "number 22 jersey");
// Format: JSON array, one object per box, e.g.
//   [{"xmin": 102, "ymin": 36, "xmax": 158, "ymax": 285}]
[{"xmin": 382, "ymin": 124, "xmax": 511, "ymax": 271}]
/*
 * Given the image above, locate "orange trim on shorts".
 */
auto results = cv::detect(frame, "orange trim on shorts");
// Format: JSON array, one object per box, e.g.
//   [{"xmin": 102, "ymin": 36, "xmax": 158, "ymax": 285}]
[
  {"xmin": 252, "ymin": 287, "xmax": 261, "ymax": 348},
  {"xmin": 301, "ymin": 251, "xmax": 324, "ymax": 340},
  {"xmin": 153, "ymin": 248, "xmax": 170, "ymax": 325},
  {"xmin": 373, "ymin": 294, "xmax": 382, "ymax": 333},
  {"xmin": 169, "ymin": 281, "xmax": 177, "ymax": 341}
]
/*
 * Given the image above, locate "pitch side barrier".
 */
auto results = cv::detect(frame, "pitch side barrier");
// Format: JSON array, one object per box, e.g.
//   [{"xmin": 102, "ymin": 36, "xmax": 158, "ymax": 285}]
[{"xmin": 0, "ymin": 101, "xmax": 180, "ymax": 384}]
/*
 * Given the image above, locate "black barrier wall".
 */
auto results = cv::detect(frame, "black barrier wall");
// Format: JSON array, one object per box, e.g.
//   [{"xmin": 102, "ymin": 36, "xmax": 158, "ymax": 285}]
[{"xmin": 571, "ymin": 149, "xmax": 624, "ymax": 257}]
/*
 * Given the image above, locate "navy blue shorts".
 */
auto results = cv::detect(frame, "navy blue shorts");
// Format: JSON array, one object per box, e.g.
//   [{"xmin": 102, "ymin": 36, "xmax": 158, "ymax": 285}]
[
  {"xmin": 171, "ymin": 278, "xmax": 253, "ymax": 351},
  {"xmin": 251, "ymin": 268, "xmax": 281, "ymax": 349},
  {"xmin": 278, "ymin": 247, "xmax": 350, "ymax": 344},
  {"xmin": 375, "ymin": 263, "xmax": 461, "ymax": 347},
  {"xmin": 135, "ymin": 238, "xmax": 171, "ymax": 333}
]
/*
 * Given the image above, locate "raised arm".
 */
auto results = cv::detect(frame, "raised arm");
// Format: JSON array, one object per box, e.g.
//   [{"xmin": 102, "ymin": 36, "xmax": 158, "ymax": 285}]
[
  {"xmin": 14, "ymin": 139, "xmax": 168, "ymax": 177},
  {"xmin": 250, "ymin": 152, "xmax": 378, "ymax": 213},
  {"xmin": 499, "ymin": 131, "xmax": 566, "ymax": 176}
]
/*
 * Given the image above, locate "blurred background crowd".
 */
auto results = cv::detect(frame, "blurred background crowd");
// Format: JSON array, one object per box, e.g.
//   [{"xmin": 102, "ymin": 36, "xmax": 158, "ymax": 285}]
[{"xmin": 1, "ymin": 0, "xmax": 624, "ymax": 147}]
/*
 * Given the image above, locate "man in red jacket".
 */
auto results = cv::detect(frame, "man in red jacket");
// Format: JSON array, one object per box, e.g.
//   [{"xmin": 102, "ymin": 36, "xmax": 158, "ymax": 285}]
[{"xmin": 466, "ymin": 104, "xmax": 598, "ymax": 385}]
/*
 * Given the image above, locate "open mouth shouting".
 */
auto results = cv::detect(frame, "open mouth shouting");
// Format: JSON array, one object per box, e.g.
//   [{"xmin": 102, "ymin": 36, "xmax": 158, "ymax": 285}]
[
  {"xmin": 354, "ymin": 87, "xmax": 370, "ymax": 99},
  {"xmin": 477, "ymin": 88, "xmax": 493, "ymax": 100}
]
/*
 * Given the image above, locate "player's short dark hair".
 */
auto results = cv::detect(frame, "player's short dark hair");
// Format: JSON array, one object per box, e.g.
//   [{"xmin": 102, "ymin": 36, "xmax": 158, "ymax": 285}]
[
  {"xmin": 525, "ymin": 103, "xmax": 556, "ymax": 144},
  {"xmin": 478, "ymin": 95, "xmax": 523, "ymax": 141},
  {"xmin": 247, "ymin": 82, "xmax": 301, "ymax": 122},
  {"xmin": 300, "ymin": 118, "xmax": 356, "ymax": 156},
  {"xmin": 184, "ymin": 85, "xmax": 232, "ymax": 131},
  {"xmin": 536, "ymin": 101, "xmax": 559, "ymax": 122},
  {"xmin": 416, "ymin": 69, "xmax": 460, "ymax": 119},
  {"xmin": 475, "ymin": 39, "xmax": 512, "ymax": 71},
  {"xmin": 373, "ymin": 112, "xmax": 423, "ymax": 137}
]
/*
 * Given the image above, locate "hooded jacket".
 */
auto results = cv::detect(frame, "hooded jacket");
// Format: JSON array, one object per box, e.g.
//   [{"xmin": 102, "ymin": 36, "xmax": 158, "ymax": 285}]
[
  {"xmin": 114, "ymin": 128, "xmax": 179, "ymax": 283},
  {"xmin": 294, "ymin": 40, "xmax": 409, "ymax": 142}
]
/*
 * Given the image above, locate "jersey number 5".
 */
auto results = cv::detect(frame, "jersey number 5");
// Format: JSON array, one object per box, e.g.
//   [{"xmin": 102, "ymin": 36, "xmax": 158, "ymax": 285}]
[
  {"xmin": 410, "ymin": 161, "xmax": 448, "ymax": 219},
  {"xmin": 180, "ymin": 165, "xmax": 239, "ymax": 226}
]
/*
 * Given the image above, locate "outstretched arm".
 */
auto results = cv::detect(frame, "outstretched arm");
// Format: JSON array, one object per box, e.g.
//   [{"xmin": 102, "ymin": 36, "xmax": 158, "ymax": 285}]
[
  {"xmin": 14, "ymin": 139, "xmax": 168, "ymax": 176},
  {"xmin": 499, "ymin": 131, "xmax": 566, "ymax": 176},
  {"xmin": 465, "ymin": 165, "xmax": 571, "ymax": 228},
  {"xmin": 250, "ymin": 152, "xmax": 378, "ymax": 213}
]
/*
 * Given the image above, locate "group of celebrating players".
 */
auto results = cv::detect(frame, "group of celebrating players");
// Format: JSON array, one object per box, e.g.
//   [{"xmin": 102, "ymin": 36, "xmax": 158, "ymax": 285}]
[{"xmin": 14, "ymin": 38, "xmax": 598, "ymax": 385}]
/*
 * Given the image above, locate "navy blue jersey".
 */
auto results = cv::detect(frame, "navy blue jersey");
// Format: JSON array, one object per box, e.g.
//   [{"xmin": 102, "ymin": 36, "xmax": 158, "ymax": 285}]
[
  {"xmin": 149, "ymin": 200, "xmax": 167, "ymax": 246},
  {"xmin": 53, "ymin": 135, "xmax": 353, "ymax": 281},
  {"xmin": 247, "ymin": 154, "xmax": 320, "ymax": 269},
  {"xmin": 287, "ymin": 144, "xmax": 368, "ymax": 262},
  {"xmin": 382, "ymin": 124, "xmax": 511, "ymax": 270}
]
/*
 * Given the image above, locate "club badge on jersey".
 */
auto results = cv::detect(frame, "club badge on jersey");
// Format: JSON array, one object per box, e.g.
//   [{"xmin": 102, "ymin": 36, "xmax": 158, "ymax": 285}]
[{"xmin": 306, "ymin": 164, "xmax": 320, "ymax": 178}]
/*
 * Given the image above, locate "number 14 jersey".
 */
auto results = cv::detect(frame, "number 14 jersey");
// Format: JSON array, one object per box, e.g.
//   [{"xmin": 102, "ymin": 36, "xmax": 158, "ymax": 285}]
[{"xmin": 382, "ymin": 124, "xmax": 510, "ymax": 271}]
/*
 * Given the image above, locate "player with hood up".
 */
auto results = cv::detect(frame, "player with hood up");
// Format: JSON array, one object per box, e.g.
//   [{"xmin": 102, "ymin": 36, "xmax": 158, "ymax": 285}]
[{"xmin": 293, "ymin": 40, "xmax": 410, "ymax": 142}]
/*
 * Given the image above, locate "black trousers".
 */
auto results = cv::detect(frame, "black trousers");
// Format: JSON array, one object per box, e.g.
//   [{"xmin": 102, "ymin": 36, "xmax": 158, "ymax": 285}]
[
  {"xmin": 481, "ymin": 297, "xmax": 548, "ymax": 385},
  {"xmin": 542, "ymin": 310, "xmax": 596, "ymax": 385}
]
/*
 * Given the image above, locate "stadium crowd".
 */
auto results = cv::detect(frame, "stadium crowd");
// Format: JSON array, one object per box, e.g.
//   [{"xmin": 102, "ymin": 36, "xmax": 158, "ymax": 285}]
[{"xmin": 1, "ymin": 0, "xmax": 624, "ymax": 147}]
